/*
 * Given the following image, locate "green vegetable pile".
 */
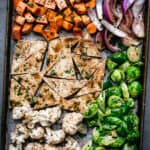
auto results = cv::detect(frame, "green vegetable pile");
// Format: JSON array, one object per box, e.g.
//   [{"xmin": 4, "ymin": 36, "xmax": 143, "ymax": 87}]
[{"xmin": 83, "ymin": 46, "xmax": 143, "ymax": 150}]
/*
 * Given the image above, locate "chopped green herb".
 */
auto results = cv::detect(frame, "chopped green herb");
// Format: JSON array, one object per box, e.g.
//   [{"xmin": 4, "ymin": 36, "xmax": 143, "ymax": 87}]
[
  {"xmin": 27, "ymin": 97, "xmax": 36, "ymax": 105},
  {"xmin": 85, "ymin": 72, "xmax": 92, "ymax": 80},
  {"xmin": 46, "ymin": 59, "xmax": 50, "ymax": 65},
  {"xmin": 62, "ymin": 56, "xmax": 66, "ymax": 59},
  {"xmin": 45, "ymin": 104, "xmax": 49, "ymax": 108},
  {"xmin": 16, "ymin": 77, "xmax": 22, "ymax": 84},
  {"xmin": 62, "ymin": 13, "xmax": 66, "ymax": 18},
  {"xmin": 64, "ymin": 69, "xmax": 72, "ymax": 74},
  {"xmin": 16, "ymin": 53, "xmax": 20, "ymax": 58},
  {"xmin": 65, "ymin": 44, "xmax": 70, "ymax": 48},
  {"xmin": 50, "ymin": 70, "xmax": 56, "ymax": 76},
  {"xmin": 17, "ymin": 88, "xmax": 22, "ymax": 96},
  {"xmin": 27, "ymin": 2, "xmax": 33, "ymax": 8}
]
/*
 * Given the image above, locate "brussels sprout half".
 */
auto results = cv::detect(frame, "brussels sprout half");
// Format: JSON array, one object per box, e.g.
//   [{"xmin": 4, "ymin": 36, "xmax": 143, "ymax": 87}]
[
  {"xmin": 128, "ymin": 81, "xmax": 142, "ymax": 98},
  {"xmin": 107, "ymin": 95, "xmax": 124, "ymax": 109},
  {"xmin": 110, "ymin": 52, "xmax": 128, "ymax": 64},
  {"xmin": 127, "ymin": 46, "xmax": 141, "ymax": 63},
  {"xmin": 126, "ymin": 66, "xmax": 141, "ymax": 82},
  {"xmin": 111, "ymin": 69, "xmax": 125, "ymax": 83},
  {"xmin": 107, "ymin": 59, "xmax": 118, "ymax": 71}
]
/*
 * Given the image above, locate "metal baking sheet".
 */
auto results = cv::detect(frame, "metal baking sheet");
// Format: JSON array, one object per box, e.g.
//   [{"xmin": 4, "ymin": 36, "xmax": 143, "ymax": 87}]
[{"xmin": 0, "ymin": 0, "xmax": 150, "ymax": 149}]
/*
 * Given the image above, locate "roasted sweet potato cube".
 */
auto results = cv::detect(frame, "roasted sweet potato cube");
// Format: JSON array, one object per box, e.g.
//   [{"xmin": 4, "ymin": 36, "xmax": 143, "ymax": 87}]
[
  {"xmin": 22, "ymin": 23, "xmax": 33, "ymax": 34},
  {"xmin": 74, "ymin": 16, "xmax": 83, "ymax": 27},
  {"xmin": 36, "ymin": 6, "xmax": 47, "ymax": 16},
  {"xmin": 15, "ymin": 15, "xmax": 25, "ymax": 25},
  {"xmin": 44, "ymin": 0, "xmax": 56, "ymax": 9},
  {"xmin": 35, "ymin": 0, "xmax": 45, "ymax": 6},
  {"xmin": 62, "ymin": 21, "xmax": 73, "ymax": 31},
  {"xmin": 36, "ymin": 15, "xmax": 48, "ymax": 24},
  {"xmin": 25, "ymin": 12, "xmax": 35, "ymax": 23},
  {"xmin": 81, "ymin": 15, "xmax": 91, "ymax": 25},
  {"xmin": 56, "ymin": 15, "xmax": 63, "ymax": 29},
  {"xmin": 74, "ymin": 3, "xmax": 86, "ymax": 15},
  {"xmin": 73, "ymin": 26, "xmax": 82, "ymax": 37},
  {"xmin": 55, "ymin": 0, "xmax": 67, "ymax": 10},
  {"xmin": 12, "ymin": 25, "xmax": 22, "ymax": 40},
  {"xmin": 63, "ymin": 8, "xmax": 72, "ymax": 17},
  {"xmin": 27, "ymin": 2, "xmax": 39, "ymax": 14},
  {"xmin": 16, "ymin": 1, "xmax": 27, "ymax": 16},
  {"xmin": 13, "ymin": 0, "xmax": 23, "ymax": 9},
  {"xmin": 65, "ymin": 16, "xmax": 74, "ymax": 23},
  {"xmin": 49, "ymin": 19, "xmax": 58, "ymax": 32},
  {"xmin": 86, "ymin": 23, "xmax": 97, "ymax": 34},
  {"xmin": 46, "ymin": 10, "xmax": 57, "ymax": 21},
  {"xmin": 42, "ymin": 30, "xmax": 59, "ymax": 41},
  {"xmin": 85, "ymin": 0, "xmax": 96, "ymax": 8},
  {"xmin": 33, "ymin": 24, "xmax": 44, "ymax": 34}
]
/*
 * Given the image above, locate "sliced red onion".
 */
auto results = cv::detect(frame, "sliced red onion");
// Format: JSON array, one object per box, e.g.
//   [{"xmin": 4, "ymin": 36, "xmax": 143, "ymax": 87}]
[
  {"xmin": 112, "ymin": 0, "xmax": 123, "ymax": 27},
  {"xmin": 122, "ymin": 0, "xmax": 136, "ymax": 13},
  {"xmin": 95, "ymin": 32, "xmax": 103, "ymax": 50},
  {"xmin": 103, "ymin": 0, "xmax": 115, "ymax": 23},
  {"xmin": 88, "ymin": 8, "xmax": 103, "ymax": 31},
  {"xmin": 101, "ymin": 20, "xmax": 127, "ymax": 37},
  {"xmin": 132, "ymin": 12, "xmax": 145, "ymax": 38},
  {"xmin": 119, "ymin": 23, "xmax": 132, "ymax": 35},
  {"xmin": 122, "ymin": 36, "xmax": 140, "ymax": 46},
  {"xmin": 132, "ymin": 0, "xmax": 146, "ymax": 17},
  {"xmin": 96, "ymin": 0, "xmax": 103, "ymax": 20},
  {"xmin": 123, "ymin": 9, "xmax": 133, "ymax": 28},
  {"xmin": 104, "ymin": 30, "xmax": 121, "ymax": 52}
]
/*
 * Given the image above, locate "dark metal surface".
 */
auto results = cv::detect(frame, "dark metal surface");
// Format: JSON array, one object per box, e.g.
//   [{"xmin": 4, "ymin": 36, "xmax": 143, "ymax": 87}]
[{"xmin": 0, "ymin": 0, "xmax": 150, "ymax": 149}]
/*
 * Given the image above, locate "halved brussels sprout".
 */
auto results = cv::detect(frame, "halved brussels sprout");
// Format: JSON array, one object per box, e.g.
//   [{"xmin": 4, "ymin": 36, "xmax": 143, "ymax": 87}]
[
  {"xmin": 108, "ymin": 95, "xmax": 123, "ymax": 108},
  {"xmin": 107, "ymin": 59, "xmax": 118, "ymax": 71},
  {"xmin": 120, "ymin": 82, "xmax": 129, "ymax": 99},
  {"xmin": 126, "ymin": 66, "xmax": 141, "ymax": 82},
  {"xmin": 128, "ymin": 81, "xmax": 142, "ymax": 98},
  {"xmin": 119, "ymin": 61, "xmax": 130, "ymax": 72},
  {"xmin": 106, "ymin": 86, "xmax": 122, "ymax": 99},
  {"xmin": 111, "ymin": 69, "xmax": 125, "ymax": 83},
  {"xmin": 122, "ymin": 143, "xmax": 138, "ymax": 150},
  {"xmin": 127, "ymin": 46, "xmax": 141, "ymax": 62},
  {"xmin": 84, "ymin": 103, "xmax": 99, "ymax": 119},
  {"xmin": 110, "ymin": 52, "xmax": 128, "ymax": 64}
]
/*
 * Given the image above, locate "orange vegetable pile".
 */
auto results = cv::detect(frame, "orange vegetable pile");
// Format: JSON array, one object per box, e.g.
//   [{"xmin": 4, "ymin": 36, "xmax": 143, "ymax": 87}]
[{"xmin": 12, "ymin": 0, "xmax": 97, "ymax": 41}]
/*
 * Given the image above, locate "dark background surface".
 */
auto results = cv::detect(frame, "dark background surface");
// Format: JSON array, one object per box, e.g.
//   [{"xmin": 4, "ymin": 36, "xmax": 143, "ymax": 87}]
[{"xmin": 0, "ymin": 0, "xmax": 150, "ymax": 149}]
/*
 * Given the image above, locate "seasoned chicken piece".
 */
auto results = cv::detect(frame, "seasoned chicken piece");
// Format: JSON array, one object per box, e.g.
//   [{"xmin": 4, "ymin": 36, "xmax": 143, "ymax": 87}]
[
  {"xmin": 43, "ymin": 77, "xmax": 87, "ymax": 98},
  {"xmin": 45, "ymin": 128, "xmax": 66, "ymax": 145},
  {"xmin": 65, "ymin": 137, "xmax": 81, "ymax": 150},
  {"xmin": 73, "ymin": 39, "xmax": 101, "ymax": 57},
  {"xmin": 11, "ymin": 124, "xmax": 29, "ymax": 144},
  {"xmin": 13, "ymin": 72, "xmax": 43, "ymax": 95},
  {"xmin": 30, "ymin": 127, "xmax": 44, "ymax": 140},
  {"xmin": 33, "ymin": 83, "xmax": 61, "ymax": 110},
  {"xmin": 25, "ymin": 143, "xmax": 44, "ymax": 150},
  {"xmin": 12, "ymin": 105, "xmax": 31, "ymax": 120},
  {"xmin": 62, "ymin": 112, "xmax": 83, "ymax": 135},
  {"xmin": 46, "ymin": 54, "xmax": 76, "ymax": 80}
]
